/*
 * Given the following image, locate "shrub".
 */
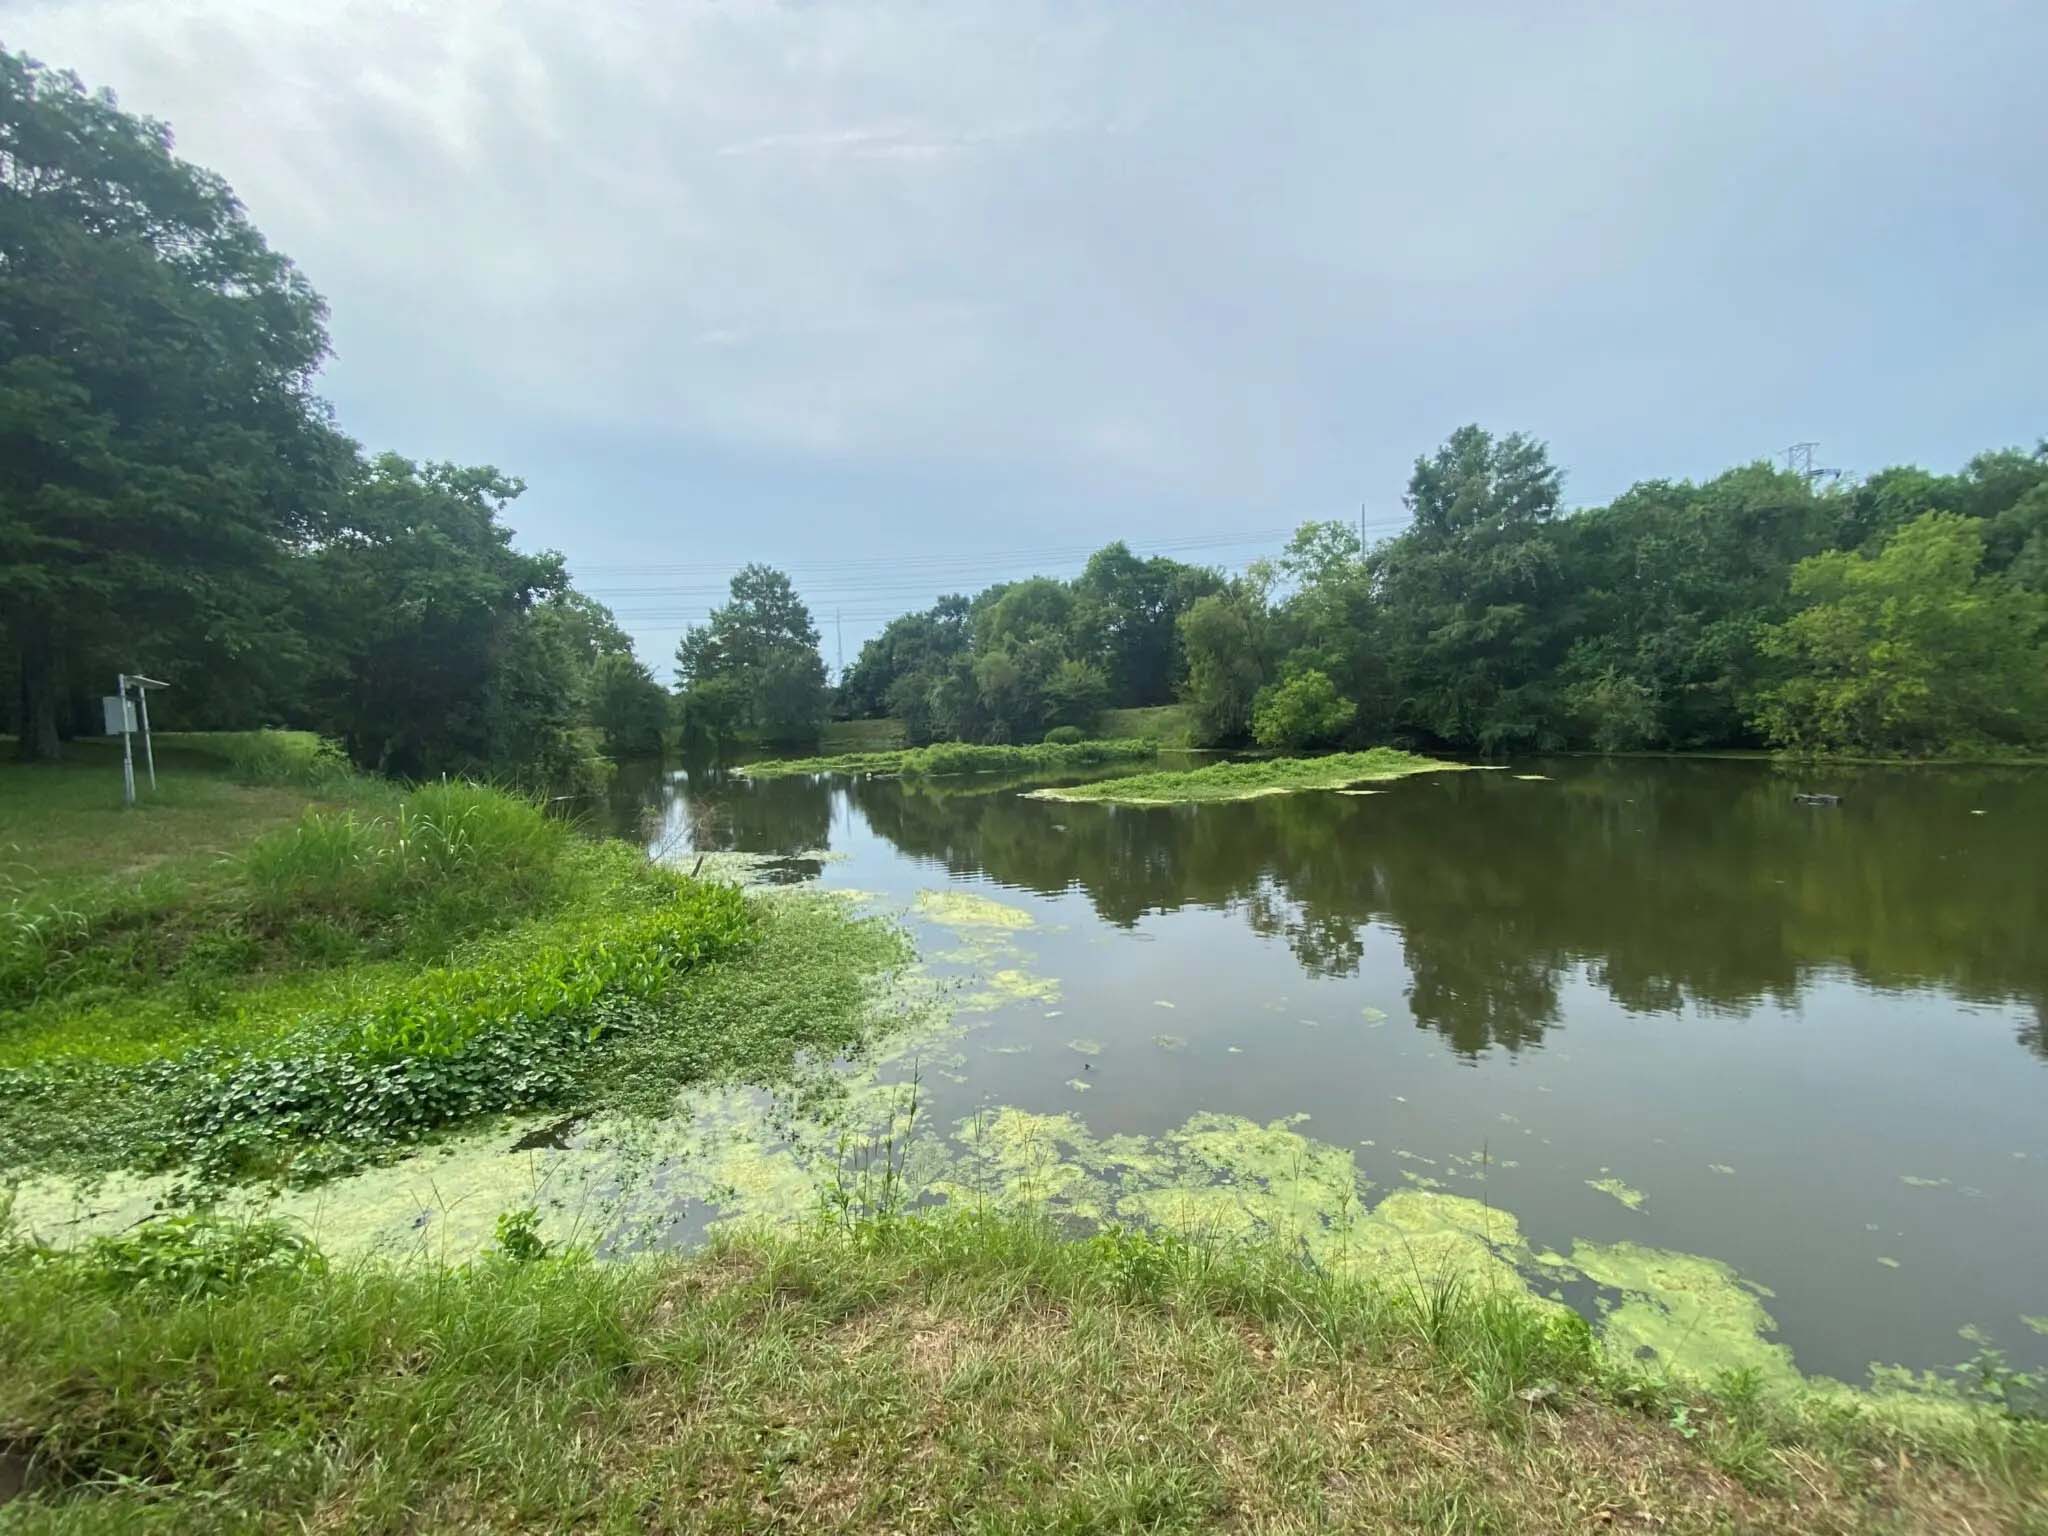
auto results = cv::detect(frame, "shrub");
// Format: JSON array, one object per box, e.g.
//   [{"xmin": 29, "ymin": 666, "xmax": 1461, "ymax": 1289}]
[
  {"xmin": 1252, "ymin": 669, "xmax": 1357, "ymax": 751},
  {"xmin": 1043, "ymin": 725, "xmax": 1085, "ymax": 746}
]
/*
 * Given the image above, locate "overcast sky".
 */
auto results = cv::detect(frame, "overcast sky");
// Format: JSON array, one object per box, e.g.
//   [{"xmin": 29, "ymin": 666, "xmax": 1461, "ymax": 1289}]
[{"xmin": 10, "ymin": 1, "xmax": 2045, "ymax": 671}]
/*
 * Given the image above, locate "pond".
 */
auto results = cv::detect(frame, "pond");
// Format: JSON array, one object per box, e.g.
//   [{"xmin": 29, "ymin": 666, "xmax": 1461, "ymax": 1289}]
[{"xmin": 604, "ymin": 753, "xmax": 2048, "ymax": 1388}]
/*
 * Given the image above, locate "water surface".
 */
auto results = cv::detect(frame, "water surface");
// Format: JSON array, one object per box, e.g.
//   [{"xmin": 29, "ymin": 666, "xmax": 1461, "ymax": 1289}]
[{"xmin": 606, "ymin": 754, "xmax": 2048, "ymax": 1385}]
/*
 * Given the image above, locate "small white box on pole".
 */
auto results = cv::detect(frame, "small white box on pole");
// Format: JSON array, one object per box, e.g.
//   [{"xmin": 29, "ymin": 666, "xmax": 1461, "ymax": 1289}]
[{"xmin": 103, "ymin": 695, "xmax": 138, "ymax": 735}]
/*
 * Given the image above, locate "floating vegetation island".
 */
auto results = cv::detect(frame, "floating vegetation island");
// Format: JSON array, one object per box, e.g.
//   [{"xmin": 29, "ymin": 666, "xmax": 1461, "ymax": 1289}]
[{"xmin": 1025, "ymin": 748, "xmax": 1468, "ymax": 804}]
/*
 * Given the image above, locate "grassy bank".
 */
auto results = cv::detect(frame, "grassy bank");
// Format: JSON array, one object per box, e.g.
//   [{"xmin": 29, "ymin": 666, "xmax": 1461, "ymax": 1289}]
[
  {"xmin": 737, "ymin": 737, "xmax": 1157, "ymax": 781},
  {"xmin": 1096, "ymin": 702, "xmax": 1196, "ymax": 746},
  {"xmin": 1027, "ymin": 747, "xmax": 1470, "ymax": 804},
  {"xmin": 3, "ymin": 1210, "xmax": 2039, "ymax": 1532},
  {"xmin": 0, "ymin": 740, "xmax": 909, "ymax": 1187},
  {"xmin": 816, "ymin": 717, "xmax": 908, "ymax": 754}
]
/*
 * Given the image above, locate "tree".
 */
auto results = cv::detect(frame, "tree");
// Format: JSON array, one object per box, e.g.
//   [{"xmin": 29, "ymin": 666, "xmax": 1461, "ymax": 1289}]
[
  {"xmin": 1071, "ymin": 543, "xmax": 1219, "ymax": 705},
  {"xmin": 1562, "ymin": 662, "xmax": 1661, "ymax": 753},
  {"xmin": 588, "ymin": 651, "xmax": 668, "ymax": 758},
  {"xmin": 1556, "ymin": 463, "xmax": 1824, "ymax": 749},
  {"xmin": 1177, "ymin": 583, "xmax": 1270, "ymax": 745},
  {"xmin": 1750, "ymin": 512, "xmax": 2048, "ymax": 754},
  {"xmin": 0, "ymin": 51, "xmax": 339, "ymax": 758},
  {"xmin": 1371, "ymin": 426, "xmax": 1570, "ymax": 750},
  {"xmin": 1269, "ymin": 521, "xmax": 1391, "ymax": 737},
  {"xmin": 1044, "ymin": 657, "xmax": 1110, "ymax": 728},
  {"xmin": 532, "ymin": 591, "xmax": 636, "ymax": 670},
  {"xmin": 751, "ymin": 643, "xmax": 829, "ymax": 748},
  {"xmin": 677, "ymin": 676, "xmax": 747, "ymax": 756},
  {"xmin": 1252, "ymin": 669, "xmax": 1357, "ymax": 750},
  {"xmin": 675, "ymin": 564, "xmax": 819, "ymax": 689},
  {"xmin": 304, "ymin": 455, "xmax": 581, "ymax": 782},
  {"xmin": 839, "ymin": 595, "xmax": 970, "ymax": 719},
  {"xmin": 675, "ymin": 565, "xmax": 827, "ymax": 747}
]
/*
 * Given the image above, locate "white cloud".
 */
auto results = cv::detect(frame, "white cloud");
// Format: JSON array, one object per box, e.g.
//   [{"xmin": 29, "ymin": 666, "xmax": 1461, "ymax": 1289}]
[{"xmin": 9, "ymin": 0, "xmax": 2045, "ymax": 518}]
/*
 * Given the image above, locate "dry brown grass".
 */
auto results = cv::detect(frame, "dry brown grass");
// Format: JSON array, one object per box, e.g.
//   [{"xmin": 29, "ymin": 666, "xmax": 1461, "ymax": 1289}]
[{"xmin": 597, "ymin": 1265, "xmax": 2034, "ymax": 1535}]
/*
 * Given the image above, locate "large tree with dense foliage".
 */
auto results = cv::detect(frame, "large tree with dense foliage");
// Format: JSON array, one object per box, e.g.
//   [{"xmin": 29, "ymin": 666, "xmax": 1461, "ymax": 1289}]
[
  {"xmin": 1071, "ymin": 542, "xmax": 1220, "ymax": 705},
  {"xmin": 1749, "ymin": 512, "xmax": 2048, "ymax": 754},
  {"xmin": 839, "ymin": 595, "xmax": 971, "ymax": 720},
  {"xmin": 304, "ymin": 455, "xmax": 606, "ymax": 787},
  {"xmin": 675, "ymin": 564, "xmax": 828, "ymax": 749},
  {"xmin": 0, "ymin": 52, "xmax": 681, "ymax": 786},
  {"xmin": 1555, "ymin": 464, "xmax": 1826, "ymax": 750},
  {"xmin": 1369, "ymin": 426, "xmax": 1571, "ymax": 751},
  {"xmin": 835, "ymin": 547, "xmax": 1216, "ymax": 746},
  {"xmin": 1177, "ymin": 581, "xmax": 1271, "ymax": 744},
  {"xmin": 0, "ymin": 51, "xmax": 341, "ymax": 758}
]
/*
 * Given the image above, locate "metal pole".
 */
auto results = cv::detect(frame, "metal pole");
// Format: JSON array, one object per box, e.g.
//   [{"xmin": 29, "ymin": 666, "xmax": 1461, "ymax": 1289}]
[
  {"xmin": 138, "ymin": 685, "xmax": 157, "ymax": 790},
  {"xmin": 118, "ymin": 673, "xmax": 136, "ymax": 808}
]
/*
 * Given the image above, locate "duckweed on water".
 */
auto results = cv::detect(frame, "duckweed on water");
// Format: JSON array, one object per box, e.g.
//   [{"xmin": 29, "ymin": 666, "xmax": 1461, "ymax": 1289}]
[
  {"xmin": 912, "ymin": 889, "xmax": 1036, "ymax": 932},
  {"xmin": 1586, "ymin": 1177, "xmax": 1647, "ymax": 1210},
  {"xmin": 957, "ymin": 967, "xmax": 1061, "ymax": 1012},
  {"xmin": 1022, "ymin": 748, "xmax": 1467, "ymax": 805},
  {"xmin": 1569, "ymin": 1241, "xmax": 1797, "ymax": 1385}
]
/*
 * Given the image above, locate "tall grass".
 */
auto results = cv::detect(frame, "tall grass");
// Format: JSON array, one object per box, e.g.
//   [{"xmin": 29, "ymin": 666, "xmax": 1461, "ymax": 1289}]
[
  {"xmin": 153, "ymin": 729, "xmax": 360, "ymax": 788},
  {"xmin": 238, "ymin": 779, "xmax": 572, "ymax": 928}
]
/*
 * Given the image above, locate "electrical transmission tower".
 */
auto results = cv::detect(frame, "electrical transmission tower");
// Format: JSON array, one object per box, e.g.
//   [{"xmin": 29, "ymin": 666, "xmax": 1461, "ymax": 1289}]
[{"xmin": 1782, "ymin": 441, "xmax": 1842, "ymax": 487}]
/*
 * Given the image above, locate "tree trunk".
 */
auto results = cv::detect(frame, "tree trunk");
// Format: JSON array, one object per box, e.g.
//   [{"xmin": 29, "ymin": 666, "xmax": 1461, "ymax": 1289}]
[{"xmin": 14, "ymin": 621, "xmax": 63, "ymax": 762}]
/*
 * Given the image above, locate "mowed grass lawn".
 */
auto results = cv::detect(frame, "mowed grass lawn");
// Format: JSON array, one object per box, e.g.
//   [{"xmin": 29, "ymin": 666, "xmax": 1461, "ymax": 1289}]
[{"xmin": 1, "ymin": 740, "xmax": 338, "ymax": 893}]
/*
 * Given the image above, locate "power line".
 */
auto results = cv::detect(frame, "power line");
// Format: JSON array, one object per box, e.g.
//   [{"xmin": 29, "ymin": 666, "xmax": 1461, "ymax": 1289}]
[
  {"xmin": 594, "ymin": 511, "xmax": 1422, "ymax": 660},
  {"xmin": 574, "ymin": 520, "xmax": 1416, "ymax": 601},
  {"xmin": 565, "ymin": 524, "xmax": 1369, "ymax": 579}
]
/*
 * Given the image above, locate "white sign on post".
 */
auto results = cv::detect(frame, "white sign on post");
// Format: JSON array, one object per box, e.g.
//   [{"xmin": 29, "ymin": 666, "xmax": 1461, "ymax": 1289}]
[{"xmin": 103, "ymin": 695, "xmax": 138, "ymax": 735}]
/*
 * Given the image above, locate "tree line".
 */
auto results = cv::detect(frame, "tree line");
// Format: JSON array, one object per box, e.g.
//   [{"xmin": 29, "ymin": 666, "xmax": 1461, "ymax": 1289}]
[
  {"xmin": 1, "ymin": 53, "xmax": 670, "ymax": 784},
  {"xmin": 833, "ymin": 426, "xmax": 2048, "ymax": 757},
  {"xmin": 9, "ymin": 50, "xmax": 2045, "ymax": 775}
]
